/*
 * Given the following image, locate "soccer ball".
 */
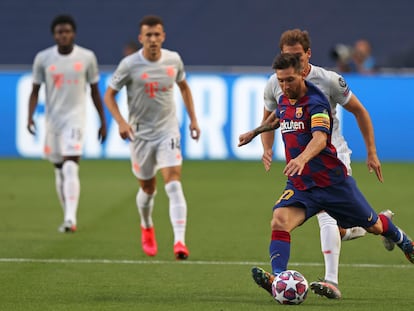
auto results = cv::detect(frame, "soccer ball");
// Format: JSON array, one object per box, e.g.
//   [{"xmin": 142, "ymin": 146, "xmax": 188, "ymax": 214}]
[{"xmin": 271, "ymin": 270, "xmax": 309, "ymax": 305}]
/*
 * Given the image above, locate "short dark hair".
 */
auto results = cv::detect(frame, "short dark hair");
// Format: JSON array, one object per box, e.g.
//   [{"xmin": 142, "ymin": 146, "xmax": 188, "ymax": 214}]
[
  {"xmin": 51, "ymin": 14, "xmax": 77, "ymax": 34},
  {"xmin": 139, "ymin": 15, "xmax": 164, "ymax": 29},
  {"xmin": 272, "ymin": 53, "xmax": 303, "ymax": 73}
]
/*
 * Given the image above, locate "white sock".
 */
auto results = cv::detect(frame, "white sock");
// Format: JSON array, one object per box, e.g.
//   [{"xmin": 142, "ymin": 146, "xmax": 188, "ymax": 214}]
[
  {"xmin": 54, "ymin": 168, "xmax": 65, "ymax": 211},
  {"xmin": 136, "ymin": 188, "xmax": 155, "ymax": 228},
  {"xmin": 165, "ymin": 181, "xmax": 187, "ymax": 244},
  {"xmin": 317, "ymin": 212, "xmax": 340, "ymax": 285},
  {"xmin": 62, "ymin": 161, "xmax": 80, "ymax": 225}
]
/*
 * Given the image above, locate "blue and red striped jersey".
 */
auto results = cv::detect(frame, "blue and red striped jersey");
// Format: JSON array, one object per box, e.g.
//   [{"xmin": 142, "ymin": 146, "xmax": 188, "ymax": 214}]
[{"xmin": 276, "ymin": 81, "xmax": 348, "ymax": 190}]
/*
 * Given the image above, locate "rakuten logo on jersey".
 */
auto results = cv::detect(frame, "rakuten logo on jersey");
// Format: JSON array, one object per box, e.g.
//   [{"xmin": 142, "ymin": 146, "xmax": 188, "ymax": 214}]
[{"xmin": 280, "ymin": 120, "xmax": 305, "ymax": 133}]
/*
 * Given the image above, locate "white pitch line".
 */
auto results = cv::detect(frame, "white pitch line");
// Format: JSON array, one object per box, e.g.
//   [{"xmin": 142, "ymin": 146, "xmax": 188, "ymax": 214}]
[{"xmin": 0, "ymin": 258, "xmax": 411, "ymax": 269}]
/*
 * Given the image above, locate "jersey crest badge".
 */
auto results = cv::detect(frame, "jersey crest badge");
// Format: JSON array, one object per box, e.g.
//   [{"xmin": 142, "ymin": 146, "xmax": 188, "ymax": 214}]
[{"xmin": 295, "ymin": 107, "xmax": 303, "ymax": 118}]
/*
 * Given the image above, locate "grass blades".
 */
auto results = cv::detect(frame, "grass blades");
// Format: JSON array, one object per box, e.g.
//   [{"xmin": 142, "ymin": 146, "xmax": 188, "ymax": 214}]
[{"xmin": 0, "ymin": 159, "xmax": 413, "ymax": 310}]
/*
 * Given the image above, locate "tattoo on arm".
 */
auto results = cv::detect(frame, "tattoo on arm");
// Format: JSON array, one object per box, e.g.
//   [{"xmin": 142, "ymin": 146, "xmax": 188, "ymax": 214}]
[
  {"xmin": 253, "ymin": 118, "xmax": 280, "ymax": 136},
  {"xmin": 254, "ymin": 124, "xmax": 273, "ymax": 136}
]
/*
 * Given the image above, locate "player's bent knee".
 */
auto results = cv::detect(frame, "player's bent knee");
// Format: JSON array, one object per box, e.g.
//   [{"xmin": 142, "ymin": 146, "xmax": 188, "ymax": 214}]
[
  {"xmin": 139, "ymin": 178, "xmax": 156, "ymax": 194},
  {"xmin": 271, "ymin": 211, "xmax": 300, "ymax": 232},
  {"xmin": 271, "ymin": 219, "xmax": 290, "ymax": 231}
]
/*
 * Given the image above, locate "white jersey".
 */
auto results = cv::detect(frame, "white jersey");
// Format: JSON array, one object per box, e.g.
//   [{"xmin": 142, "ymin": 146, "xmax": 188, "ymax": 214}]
[
  {"xmin": 32, "ymin": 44, "xmax": 100, "ymax": 132},
  {"xmin": 109, "ymin": 48, "xmax": 185, "ymax": 140},
  {"xmin": 264, "ymin": 64, "xmax": 353, "ymax": 156}
]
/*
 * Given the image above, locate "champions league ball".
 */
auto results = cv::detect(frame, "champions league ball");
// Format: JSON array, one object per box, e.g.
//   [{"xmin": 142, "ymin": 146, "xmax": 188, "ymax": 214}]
[{"xmin": 271, "ymin": 270, "xmax": 309, "ymax": 305}]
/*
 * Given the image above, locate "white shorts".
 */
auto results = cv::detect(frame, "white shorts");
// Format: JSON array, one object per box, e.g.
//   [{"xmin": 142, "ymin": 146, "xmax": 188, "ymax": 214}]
[
  {"xmin": 130, "ymin": 134, "xmax": 183, "ymax": 180},
  {"xmin": 44, "ymin": 125, "xmax": 84, "ymax": 163}
]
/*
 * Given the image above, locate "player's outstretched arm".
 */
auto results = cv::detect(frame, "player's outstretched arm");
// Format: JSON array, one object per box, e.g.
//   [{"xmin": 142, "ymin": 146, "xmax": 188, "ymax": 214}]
[
  {"xmin": 344, "ymin": 95, "xmax": 383, "ymax": 182},
  {"xmin": 238, "ymin": 130, "xmax": 256, "ymax": 147},
  {"xmin": 238, "ymin": 111, "xmax": 279, "ymax": 147},
  {"xmin": 284, "ymin": 130, "xmax": 327, "ymax": 176},
  {"xmin": 27, "ymin": 83, "xmax": 41, "ymax": 135},
  {"xmin": 90, "ymin": 83, "xmax": 107, "ymax": 143},
  {"xmin": 104, "ymin": 87, "xmax": 134, "ymax": 141},
  {"xmin": 177, "ymin": 80, "xmax": 200, "ymax": 141},
  {"xmin": 261, "ymin": 109, "xmax": 277, "ymax": 171}
]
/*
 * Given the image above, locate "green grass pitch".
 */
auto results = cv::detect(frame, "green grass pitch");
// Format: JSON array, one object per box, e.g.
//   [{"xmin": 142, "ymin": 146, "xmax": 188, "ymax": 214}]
[{"xmin": 0, "ymin": 159, "xmax": 413, "ymax": 310}]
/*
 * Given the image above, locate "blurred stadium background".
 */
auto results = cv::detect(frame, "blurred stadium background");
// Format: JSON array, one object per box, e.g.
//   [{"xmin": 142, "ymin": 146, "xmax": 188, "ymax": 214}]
[
  {"xmin": 2, "ymin": 0, "xmax": 414, "ymax": 68},
  {"xmin": 1, "ymin": 0, "xmax": 413, "ymax": 161}
]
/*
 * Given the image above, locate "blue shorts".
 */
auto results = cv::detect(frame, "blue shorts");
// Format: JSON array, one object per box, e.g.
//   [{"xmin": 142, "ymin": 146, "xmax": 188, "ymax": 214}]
[{"xmin": 273, "ymin": 176, "xmax": 378, "ymax": 229}]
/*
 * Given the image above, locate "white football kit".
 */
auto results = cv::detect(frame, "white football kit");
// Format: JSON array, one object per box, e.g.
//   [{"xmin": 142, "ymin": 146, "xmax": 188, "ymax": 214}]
[
  {"xmin": 109, "ymin": 48, "xmax": 186, "ymax": 179},
  {"xmin": 32, "ymin": 44, "xmax": 100, "ymax": 162}
]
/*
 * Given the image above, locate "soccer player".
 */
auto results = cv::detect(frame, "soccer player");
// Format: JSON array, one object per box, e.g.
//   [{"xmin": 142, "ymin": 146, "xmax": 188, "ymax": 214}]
[
  {"xmin": 27, "ymin": 14, "xmax": 107, "ymax": 233},
  {"xmin": 257, "ymin": 29, "xmax": 385, "ymax": 299},
  {"xmin": 104, "ymin": 15, "xmax": 200, "ymax": 260},
  {"xmin": 238, "ymin": 53, "xmax": 414, "ymax": 300}
]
